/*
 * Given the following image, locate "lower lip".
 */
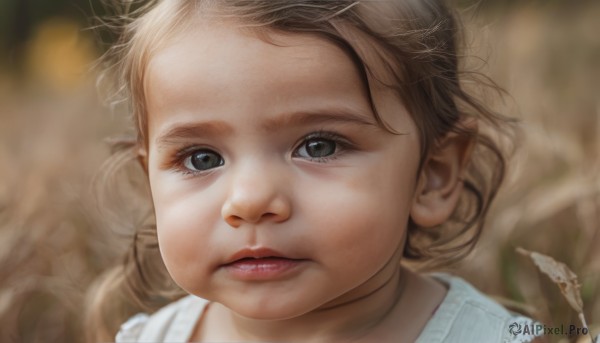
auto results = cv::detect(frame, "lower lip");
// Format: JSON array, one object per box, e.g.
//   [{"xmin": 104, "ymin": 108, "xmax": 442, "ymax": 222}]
[{"xmin": 223, "ymin": 258, "xmax": 306, "ymax": 281}]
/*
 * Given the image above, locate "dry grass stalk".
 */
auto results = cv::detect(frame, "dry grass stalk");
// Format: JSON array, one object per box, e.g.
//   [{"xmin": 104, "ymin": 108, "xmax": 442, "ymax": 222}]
[{"xmin": 517, "ymin": 247, "xmax": 596, "ymax": 343}]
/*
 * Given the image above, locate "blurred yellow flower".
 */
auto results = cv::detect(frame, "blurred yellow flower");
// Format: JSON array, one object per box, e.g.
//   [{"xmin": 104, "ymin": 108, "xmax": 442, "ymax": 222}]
[{"xmin": 25, "ymin": 18, "xmax": 97, "ymax": 90}]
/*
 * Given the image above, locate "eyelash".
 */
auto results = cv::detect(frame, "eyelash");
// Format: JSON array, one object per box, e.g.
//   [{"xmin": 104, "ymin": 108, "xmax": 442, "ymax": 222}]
[
  {"xmin": 292, "ymin": 131, "xmax": 350, "ymax": 163},
  {"xmin": 170, "ymin": 130, "xmax": 353, "ymax": 177},
  {"xmin": 170, "ymin": 146, "xmax": 215, "ymax": 177}
]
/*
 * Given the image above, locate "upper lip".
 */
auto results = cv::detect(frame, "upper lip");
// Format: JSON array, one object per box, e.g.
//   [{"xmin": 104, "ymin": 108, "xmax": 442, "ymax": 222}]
[{"xmin": 223, "ymin": 247, "xmax": 297, "ymax": 265}]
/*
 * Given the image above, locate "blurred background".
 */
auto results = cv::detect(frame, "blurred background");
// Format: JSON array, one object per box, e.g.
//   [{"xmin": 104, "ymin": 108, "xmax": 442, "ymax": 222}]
[{"xmin": 0, "ymin": 0, "xmax": 598, "ymax": 342}]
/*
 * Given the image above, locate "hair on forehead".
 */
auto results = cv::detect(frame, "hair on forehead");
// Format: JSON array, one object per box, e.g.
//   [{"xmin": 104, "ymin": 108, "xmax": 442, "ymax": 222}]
[{"xmin": 120, "ymin": 0, "xmax": 461, "ymax": 150}]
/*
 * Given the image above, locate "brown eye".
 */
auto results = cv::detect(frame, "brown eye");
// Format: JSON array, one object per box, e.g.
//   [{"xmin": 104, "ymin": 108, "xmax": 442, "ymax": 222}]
[{"xmin": 184, "ymin": 149, "xmax": 224, "ymax": 171}]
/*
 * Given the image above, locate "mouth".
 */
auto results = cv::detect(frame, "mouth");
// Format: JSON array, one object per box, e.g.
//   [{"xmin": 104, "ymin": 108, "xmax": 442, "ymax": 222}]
[
  {"xmin": 223, "ymin": 247, "xmax": 297, "ymax": 264},
  {"xmin": 221, "ymin": 247, "xmax": 308, "ymax": 280}
]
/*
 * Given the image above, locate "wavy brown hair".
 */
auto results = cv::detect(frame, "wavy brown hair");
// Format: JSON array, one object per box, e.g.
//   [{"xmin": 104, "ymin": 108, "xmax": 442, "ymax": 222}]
[{"xmin": 86, "ymin": 0, "xmax": 517, "ymax": 341}]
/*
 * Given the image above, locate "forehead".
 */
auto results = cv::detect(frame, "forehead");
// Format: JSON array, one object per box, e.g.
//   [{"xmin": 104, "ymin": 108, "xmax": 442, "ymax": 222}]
[{"xmin": 144, "ymin": 21, "xmax": 408, "ymax": 138}]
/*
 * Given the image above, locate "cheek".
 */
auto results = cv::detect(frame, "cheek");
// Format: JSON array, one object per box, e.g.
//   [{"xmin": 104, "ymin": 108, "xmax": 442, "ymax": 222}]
[
  {"xmin": 156, "ymin": 202, "xmax": 210, "ymax": 260},
  {"xmin": 302, "ymin": 159, "xmax": 416, "ymax": 270},
  {"xmin": 309, "ymin": 191, "xmax": 410, "ymax": 255},
  {"xmin": 150, "ymin": 173, "xmax": 223, "ymax": 289}
]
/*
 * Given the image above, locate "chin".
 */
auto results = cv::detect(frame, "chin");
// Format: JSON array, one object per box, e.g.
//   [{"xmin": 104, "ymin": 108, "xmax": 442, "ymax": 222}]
[{"xmin": 223, "ymin": 295, "xmax": 315, "ymax": 321}]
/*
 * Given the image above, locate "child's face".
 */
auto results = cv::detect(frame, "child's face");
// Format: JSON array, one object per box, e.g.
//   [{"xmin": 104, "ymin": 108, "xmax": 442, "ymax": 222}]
[{"xmin": 144, "ymin": 22, "xmax": 422, "ymax": 319}]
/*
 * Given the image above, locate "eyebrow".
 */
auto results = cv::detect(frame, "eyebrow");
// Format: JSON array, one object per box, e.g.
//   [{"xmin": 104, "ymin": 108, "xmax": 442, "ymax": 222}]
[
  {"xmin": 263, "ymin": 109, "xmax": 377, "ymax": 131},
  {"xmin": 155, "ymin": 109, "xmax": 377, "ymax": 148},
  {"xmin": 156, "ymin": 121, "xmax": 233, "ymax": 148}
]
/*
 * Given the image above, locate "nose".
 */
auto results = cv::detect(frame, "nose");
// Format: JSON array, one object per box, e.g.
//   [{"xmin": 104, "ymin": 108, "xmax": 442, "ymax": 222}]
[{"xmin": 221, "ymin": 162, "xmax": 291, "ymax": 228}]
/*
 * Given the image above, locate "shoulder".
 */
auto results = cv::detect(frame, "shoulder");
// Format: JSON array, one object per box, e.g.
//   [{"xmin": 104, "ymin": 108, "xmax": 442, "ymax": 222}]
[
  {"xmin": 115, "ymin": 295, "xmax": 209, "ymax": 343},
  {"xmin": 416, "ymin": 273, "xmax": 541, "ymax": 343}
]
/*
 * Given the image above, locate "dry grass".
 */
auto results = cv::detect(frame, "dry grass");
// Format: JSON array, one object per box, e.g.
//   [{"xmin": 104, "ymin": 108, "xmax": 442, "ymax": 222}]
[
  {"xmin": 454, "ymin": 4, "xmax": 600, "ymax": 341},
  {"xmin": 0, "ymin": 4, "xmax": 598, "ymax": 342}
]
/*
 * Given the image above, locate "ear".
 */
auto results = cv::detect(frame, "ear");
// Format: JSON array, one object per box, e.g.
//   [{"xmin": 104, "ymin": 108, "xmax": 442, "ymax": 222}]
[
  {"xmin": 137, "ymin": 145, "xmax": 149, "ymax": 175},
  {"xmin": 410, "ymin": 118, "xmax": 478, "ymax": 228}
]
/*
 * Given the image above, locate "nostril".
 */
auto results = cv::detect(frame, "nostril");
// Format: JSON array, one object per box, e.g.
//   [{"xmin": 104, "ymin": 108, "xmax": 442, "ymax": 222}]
[
  {"xmin": 224, "ymin": 212, "xmax": 283, "ymax": 228},
  {"xmin": 225, "ymin": 215, "xmax": 243, "ymax": 228},
  {"xmin": 262, "ymin": 213, "xmax": 277, "ymax": 220}
]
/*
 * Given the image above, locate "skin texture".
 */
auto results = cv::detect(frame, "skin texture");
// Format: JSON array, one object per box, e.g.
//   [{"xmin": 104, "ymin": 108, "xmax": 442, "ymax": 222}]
[{"xmin": 142, "ymin": 21, "xmax": 475, "ymax": 342}]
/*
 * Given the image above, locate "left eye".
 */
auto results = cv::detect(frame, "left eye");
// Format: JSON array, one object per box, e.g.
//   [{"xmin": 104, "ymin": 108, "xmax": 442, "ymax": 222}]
[
  {"xmin": 183, "ymin": 149, "xmax": 224, "ymax": 171},
  {"xmin": 295, "ymin": 138, "xmax": 337, "ymax": 158}
]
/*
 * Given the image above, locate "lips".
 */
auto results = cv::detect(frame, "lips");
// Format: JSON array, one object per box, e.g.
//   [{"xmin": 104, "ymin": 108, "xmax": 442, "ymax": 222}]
[
  {"xmin": 221, "ymin": 247, "xmax": 307, "ymax": 280},
  {"xmin": 224, "ymin": 247, "xmax": 294, "ymax": 265}
]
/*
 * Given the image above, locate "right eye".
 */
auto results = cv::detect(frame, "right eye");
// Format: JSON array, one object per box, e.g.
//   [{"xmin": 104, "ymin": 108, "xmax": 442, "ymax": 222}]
[{"xmin": 183, "ymin": 149, "xmax": 224, "ymax": 172}]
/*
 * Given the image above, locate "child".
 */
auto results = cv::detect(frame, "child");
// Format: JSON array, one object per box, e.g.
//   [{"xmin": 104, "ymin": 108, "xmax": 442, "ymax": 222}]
[{"xmin": 89, "ymin": 0, "xmax": 541, "ymax": 342}]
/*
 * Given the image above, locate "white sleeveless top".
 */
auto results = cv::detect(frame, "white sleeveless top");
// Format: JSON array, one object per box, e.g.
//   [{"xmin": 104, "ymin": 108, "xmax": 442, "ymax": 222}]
[{"xmin": 116, "ymin": 273, "xmax": 541, "ymax": 343}]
